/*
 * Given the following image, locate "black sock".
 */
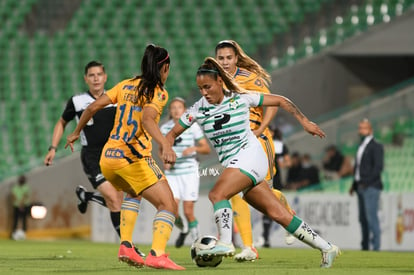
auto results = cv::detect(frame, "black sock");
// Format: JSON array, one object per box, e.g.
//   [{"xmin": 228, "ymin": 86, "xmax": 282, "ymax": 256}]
[
  {"xmin": 262, "ymin": 215, "xmax": 272, "ymax": 242},
  {"xmin": 110, "ymin": 211, "xmax": 121, "ymax": 237},
  {"xmin": 88, "ymin": 192, "xmax": 107, "ymax": 207},
  {"xmin": 121, "ymin": 240, "xmax": 132, "ymax": 248}
]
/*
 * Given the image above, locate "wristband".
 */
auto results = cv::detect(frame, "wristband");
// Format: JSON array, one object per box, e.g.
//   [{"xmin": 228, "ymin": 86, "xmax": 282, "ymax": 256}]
[{"xmin": 48, "ymin": 146, "xmax": 58, "ymax": 152}]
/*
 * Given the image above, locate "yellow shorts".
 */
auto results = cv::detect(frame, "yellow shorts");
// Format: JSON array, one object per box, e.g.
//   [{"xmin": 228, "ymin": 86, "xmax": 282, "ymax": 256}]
[
  {"xmin": 100, "ymin": 157, "xmax": 165, "ymax": 196},
  {"xmin": 258, "ymin": 132, "xmax": 276, "ymax": 181}
]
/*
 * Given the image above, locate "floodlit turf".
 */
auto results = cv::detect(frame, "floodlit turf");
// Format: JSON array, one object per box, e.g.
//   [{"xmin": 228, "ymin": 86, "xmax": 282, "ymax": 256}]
[{"xmin": 0, "ymin": 239, "xmax": 413, "ymax": 274}]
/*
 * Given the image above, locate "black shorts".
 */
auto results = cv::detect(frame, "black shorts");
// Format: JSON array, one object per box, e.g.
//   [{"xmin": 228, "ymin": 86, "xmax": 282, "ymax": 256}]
[{"xmin": 80, "ymin": 147, "xmax": 106, "ymax": 189}]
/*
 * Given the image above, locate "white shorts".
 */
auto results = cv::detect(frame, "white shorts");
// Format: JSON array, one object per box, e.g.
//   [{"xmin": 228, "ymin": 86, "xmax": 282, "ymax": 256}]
[
  {"xmin": 166, "ymin": 171, "xmax": 200, "ymax": 201},
  {"xmin": 227, "ymin": 139, "xmax": 268, "ymax": 185}
]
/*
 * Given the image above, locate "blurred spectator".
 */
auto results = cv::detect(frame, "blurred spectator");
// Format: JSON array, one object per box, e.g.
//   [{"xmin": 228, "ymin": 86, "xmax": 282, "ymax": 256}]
[
  {"xmin": 322, "ymin": 145, "xmax": 353, "ymax": 180},
  {"xmin": 271, "ymin": 127, "xmax": 291, "ymax": 190},
  {"xmin": 11, "ymin": 175, "xmax": 31, "ymax": 238},
  {"xmin": 286, "ymin": 154, "xmax": 320, "ymax": 191},
  {"xmin": 286, "ymin": 152, "xmax": 302, "ymax": 186}
]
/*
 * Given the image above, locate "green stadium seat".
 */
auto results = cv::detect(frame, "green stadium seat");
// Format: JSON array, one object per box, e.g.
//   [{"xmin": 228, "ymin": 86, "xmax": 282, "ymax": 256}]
[
  {"xmin": 5, "ymin": 0, "xmax": 413, "ymax": 179},
  {"xmin": 394, "ymin": 116, "xmax": 414, "ymax": 136}
]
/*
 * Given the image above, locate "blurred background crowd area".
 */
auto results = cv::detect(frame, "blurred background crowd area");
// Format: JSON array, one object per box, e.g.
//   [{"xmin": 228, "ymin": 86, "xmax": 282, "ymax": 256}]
[{"xmin": 0, "ymin": 0, "xmax": 413, "ymax": 194}]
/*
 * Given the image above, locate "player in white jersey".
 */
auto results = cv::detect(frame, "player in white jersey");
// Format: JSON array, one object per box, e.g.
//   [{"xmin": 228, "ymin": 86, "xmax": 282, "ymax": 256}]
[
  {"xmin": 160, "ymin": 97, "xmax": 210, "ymax": 247},
  {"xmin": 165, "ymin": 57, "xmax": 340, "ymax": 268}
]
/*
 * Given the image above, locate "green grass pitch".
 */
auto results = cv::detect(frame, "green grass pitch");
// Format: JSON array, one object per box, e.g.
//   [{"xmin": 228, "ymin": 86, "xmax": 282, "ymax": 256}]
[{"xmin": 0, "ymin": 239, "xmax": 413, "ymax": 274}]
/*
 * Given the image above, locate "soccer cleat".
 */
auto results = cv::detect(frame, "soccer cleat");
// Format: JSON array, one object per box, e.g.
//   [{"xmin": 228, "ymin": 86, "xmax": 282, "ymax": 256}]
[
  {"xmin": 320, "ymin": 244, "xmax": 341, "ymax": 268},
  {"xmin": 75, "ymin": 185, "xmax": 88, "ymax": 214},
  {"xmin": 285, "ymin": 231, "xmax": 296, "ymax": 245},
  {"xmin": 118, "ymin": 241, "xmax": 145, "ymax": 268},
  {"xmin": 234, "ymin": 246, "xmax": 258, "ymax": 262},
  {"xmin": 133, "ymin": 246, "xmax": 146, "ymax": 258},
  {"xmin": 175, "ymin": 232, "xmax": 189, "ymax": 248},
  {"xmin": 145, "ymin": 250, "xmax": 185, "ymax": 270},
  {"xmin": 197, "ymin": 241, "xmax": 235, "ymax": 257}
]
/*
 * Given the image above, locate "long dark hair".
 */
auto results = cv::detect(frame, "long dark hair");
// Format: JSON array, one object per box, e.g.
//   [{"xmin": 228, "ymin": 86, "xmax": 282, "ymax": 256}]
[
  {"xmin": 134, "ymin": 44, "xmax": 170, "ymax": 105},
  {"xmin": 196, "ymin": 57, "xmax": 247, "ymax": 94}
]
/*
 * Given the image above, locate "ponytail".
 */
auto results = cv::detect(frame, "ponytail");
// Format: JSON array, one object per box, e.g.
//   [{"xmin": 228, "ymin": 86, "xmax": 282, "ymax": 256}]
[
  {"xmin": 134, "ymin": 44, "xmax": 170, "ymax": 105},
  {"xmin": 197, "ymin": 57, "xmax": 247, "ymax": 94}
]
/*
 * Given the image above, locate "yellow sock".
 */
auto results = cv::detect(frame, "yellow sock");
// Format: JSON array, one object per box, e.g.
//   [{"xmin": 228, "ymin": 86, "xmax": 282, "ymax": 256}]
[
  {"xmin": 272, "ymin": 189, "xmax": 294, "ymax": 214},
  {"xmin": 151, "ymin": 210, "xmax": 175, "ymax": 256},
  {"xmin": 120, "ymin": 197, "xmax": 141, "ymax": 244},
  {"xmin": 231, "ymin": 194, "xmax": 253, "ymax": 247}
]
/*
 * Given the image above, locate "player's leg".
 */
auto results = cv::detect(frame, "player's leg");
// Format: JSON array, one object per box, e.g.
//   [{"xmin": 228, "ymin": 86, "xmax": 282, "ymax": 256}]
[
  {"xmin": 121, "ymin": 157, "xmax": 183, "ymax": 270},
  {"xmin": 82, "ymin": 152, "xmax": 125, "ymax": 237},
  {"xmin": 271, "ymin": 188, "xmax": 296, "ymax": 245},
  {"xmin": 182, "ymin": 171, "xmax": 201, "ymax": 242},
  {"xmin": 234, "ymin": 134, "xmax": 274, "ymax": 261},
  {"xmin": 197, "ymin": 168, "xmax": 257, "ymax": 257},
  {"xmin": 142, "ymin": 179, "xmax": 185, "ymax": 270},
  {"xmin": 101, "ymin": 165, "xmax": 144, "ymax": 268},
  {"xmin": 166, "ymin": 174, "xmax": 188, "ymax": 247},
  {"xmin": 96, "ymin": 181, "xmax": 124, "ymax": 234},
  {"xmin": 232, "ymin": 194, "xmax": 258, "ymax": 261},
  {"xmin": 183, "ymin": 200, "xmax": 199, "ymax": 240},
  {"xmin": 244, "ymin": 182, "xmax": 341, "ymax": 268},
  {"xmin": 77, "ymin": 149, "xmax": 107, "ymax": 213}
]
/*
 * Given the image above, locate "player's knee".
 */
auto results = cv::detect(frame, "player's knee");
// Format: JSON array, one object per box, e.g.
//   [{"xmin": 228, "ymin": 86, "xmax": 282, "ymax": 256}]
[
  {"xmin": 158, "ymin": 200, "xmax": 178, "ymax": 216},
  {"xmin": 105, "ymin": 196, "xmax": 122, "ymax": 211},
  {"xmin": 208, "ymin": 190, "xmax": 228, "ymax": 204}
]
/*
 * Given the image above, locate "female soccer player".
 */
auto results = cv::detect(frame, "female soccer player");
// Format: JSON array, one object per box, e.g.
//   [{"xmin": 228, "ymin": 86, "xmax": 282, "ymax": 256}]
[
  {"xmin": 165, "ymin": 57, "xmax": 340, "ymax": 268},
  {"xmin": 65, "ymin": 45, "xmax": 184, "ymax": 270},
  {"xmin": 160, "ymin": 97, "xmax": 211, "ymax": 247},
  {"xmin": 215, "ymin": 40, "xmax": 295, "ymax": 260}
]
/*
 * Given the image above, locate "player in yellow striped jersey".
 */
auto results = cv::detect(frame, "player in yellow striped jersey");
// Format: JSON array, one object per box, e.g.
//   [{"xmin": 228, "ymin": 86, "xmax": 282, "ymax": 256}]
[
  {"xmin": 65, "ymin": 45, "xmax": 184, "ymax": 270},
  {"xmin": 215, "ymin": 40, "xmax": 296, "ymax": 261}
]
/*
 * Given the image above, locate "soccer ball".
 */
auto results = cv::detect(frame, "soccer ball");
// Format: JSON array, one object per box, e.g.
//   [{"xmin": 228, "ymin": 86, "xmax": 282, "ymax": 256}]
[
  {"xmin": 12, "ymin": 229, "xmax": 26, "ymax": 241},
  {"xmin": 190, "ymin": 235, "xmax": 223, "ymax": 267}
]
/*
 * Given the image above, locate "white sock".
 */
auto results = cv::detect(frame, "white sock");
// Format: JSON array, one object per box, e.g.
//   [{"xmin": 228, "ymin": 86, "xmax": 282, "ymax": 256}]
[
  {"xmin": 293, "ymin": 220, "xmax": 331, "ymax": 251},
  {"xmin": 213, "ymin": 200, "xmax": 233, "ymax": 244}
]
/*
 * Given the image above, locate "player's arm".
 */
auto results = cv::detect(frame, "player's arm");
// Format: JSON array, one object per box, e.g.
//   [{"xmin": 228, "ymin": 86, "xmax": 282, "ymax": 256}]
[
  {"xmin": 262, "ymin": 94, "xmax": 325, "ymax": 138},
  {"xmin": 248, "ymin": 78, "xmax": 278, "ymax": 136},
  {"xmin": 142, "ymin": 106, "xmax": 176, "ymax": 165},
  {"xmin": 44, "ymin": 118, "xmax": 68, "ymax": 166},
  {"xmin": 254, "ymin": 106, "xmax": 278, "ymax": 136},
  {"xmin": 65, "ymin": 94, "xmax": 112, "ymax": 151}
]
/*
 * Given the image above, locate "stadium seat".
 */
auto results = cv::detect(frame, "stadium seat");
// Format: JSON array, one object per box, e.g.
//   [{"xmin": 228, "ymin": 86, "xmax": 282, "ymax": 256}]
[{"xmin": 2, "ymin": 0, "xmax": 412, "ymax": 180}]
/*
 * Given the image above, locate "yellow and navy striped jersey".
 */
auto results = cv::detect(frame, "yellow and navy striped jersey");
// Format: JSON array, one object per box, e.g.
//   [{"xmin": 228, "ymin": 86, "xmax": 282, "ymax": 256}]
[{"xmin": 101, "ymin": 78, "xmax": 168, "ymax": 169}]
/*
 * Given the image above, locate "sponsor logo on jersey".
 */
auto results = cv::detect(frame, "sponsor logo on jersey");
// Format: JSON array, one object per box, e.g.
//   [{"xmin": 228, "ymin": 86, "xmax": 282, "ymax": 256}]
[
  {"xmin": 122, "ymin": 85, "xmax": 135, "ymax": 90},
  {"xmin": 104, "ymin": 148, "xmax": 124, "ymax": 158},
  {"xmin": 213, "ymin": 135, "xmax": 240, "ymax": 145}
]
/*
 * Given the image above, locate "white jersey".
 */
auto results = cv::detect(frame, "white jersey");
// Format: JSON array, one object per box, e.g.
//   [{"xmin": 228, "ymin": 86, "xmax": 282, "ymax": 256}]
[
  {"xmin": 179, "ymin": 92, "xmax": 263, "ymax": 167},
  {"xmin": 160, "ymin": 119, "xmax": 204, "ymax": 175}
]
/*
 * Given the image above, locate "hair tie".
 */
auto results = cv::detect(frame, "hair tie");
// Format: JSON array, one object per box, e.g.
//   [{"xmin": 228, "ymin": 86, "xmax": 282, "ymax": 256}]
[
  {"xmin": 157, "ymin": 53, "xmax": 169, "ymax": 64},
  {"xmin": 197, "ymin": 68, "xmax": 219, "ymax": 74}
]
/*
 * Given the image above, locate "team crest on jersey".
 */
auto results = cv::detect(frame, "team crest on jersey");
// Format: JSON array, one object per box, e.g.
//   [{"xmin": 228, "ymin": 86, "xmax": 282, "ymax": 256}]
[
  {"xmin": 186, "ymin": 113, "xmax": 194, "ymax": 122},
  {"xmin": 157, "ymin": 92, "xmax": 166, "ymax": 102},
  {"xmin": 254, "ymin": 79, "xmax": 263, "ymax": 87},
  {"xmin": 229, "ymin": 98, "xmax": 239, "ymax": 110}
]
